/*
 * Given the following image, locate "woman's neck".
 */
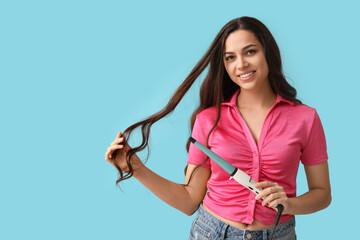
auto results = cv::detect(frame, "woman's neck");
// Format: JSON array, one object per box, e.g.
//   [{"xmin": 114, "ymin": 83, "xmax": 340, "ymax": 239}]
[{"xmin": 237, "ymin": 85, "xmax": 277, "ymax": 110}]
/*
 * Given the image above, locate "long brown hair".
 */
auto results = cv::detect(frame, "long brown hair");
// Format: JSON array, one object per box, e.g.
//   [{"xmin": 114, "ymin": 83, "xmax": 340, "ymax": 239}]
[{"xmin": 111, "ymin": 16, "xmax": 301, "ymax": 185}]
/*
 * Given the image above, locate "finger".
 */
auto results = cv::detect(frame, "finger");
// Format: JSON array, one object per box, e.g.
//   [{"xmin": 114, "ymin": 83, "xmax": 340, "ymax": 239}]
[
  {"xmin": 255, "ymin": 186, "xmax": 272, "ymax": 200},
  {"xmin": 105, "ymin": 149, "xmax": 113, "ymax": 161},
  {"xmin": 268, "ymin": 199, "xmax": 284, "ymax": 209},
  {"xmin": 254, "ymin": 181, "xmax": 278, "ymax": 188},
  {"xmin": 269, "ymin": 194, "xmax": 287, "ymax": 209},
  {"xmin": 255, "ymin": 186, "xmax": 282, "ymax": 200},
  {"xmin": 106, "ymin": 145, "xmax": 124, "ymax": 158},
  {"xmin": 108, "ymin": 145, "xmax": 124, "ymax": 152},
  {"xmin": 105, "ymin": 153, "xmax": 112, "ymax": 161},
  {"xmin": 116, "ymin": 131, "xmax": 122, "ymax": 139},
  {"xmin": 261, "ymin": 192, "xmax": 283, "ymax": 206},
  {"xmin": 262, "ymin": 190, "xmax": 287, "ymax": 208},
  {"xmin": 105, "ymin": 154, "xmax": 116, "ymax": 166},
  {"xmin": 110, "ymin": 137, "xmax": 124, "ymax": 146}
]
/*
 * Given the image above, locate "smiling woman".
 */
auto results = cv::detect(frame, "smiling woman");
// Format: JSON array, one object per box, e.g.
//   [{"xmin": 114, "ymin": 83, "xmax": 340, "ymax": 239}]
[
  {"xmin": 105, "ymin": 16, "xmax": 331, "ymax": 240},
  {"xmin": 223, "ymin": 31, "xmax": 269, "ymax": 92}
]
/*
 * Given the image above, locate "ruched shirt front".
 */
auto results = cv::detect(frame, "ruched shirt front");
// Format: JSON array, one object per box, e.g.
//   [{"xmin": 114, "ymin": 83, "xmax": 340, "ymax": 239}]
[{"xmin": 187, "ymin": 89, "xmax": 328, "ymax": 225}]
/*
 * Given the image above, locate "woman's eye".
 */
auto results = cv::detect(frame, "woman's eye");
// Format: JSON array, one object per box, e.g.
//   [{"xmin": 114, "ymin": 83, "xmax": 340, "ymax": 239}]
[
  {"xmin": 246, "ymin": 49, "xmax": 256, "ymax": 55},
  {"xmin": 225, "ymin": 56, "xmax": 234, "ymax": 61}
]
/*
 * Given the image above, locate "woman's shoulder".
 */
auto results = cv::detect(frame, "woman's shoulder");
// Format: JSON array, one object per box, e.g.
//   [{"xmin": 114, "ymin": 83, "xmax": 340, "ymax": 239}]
[
  {"xmin": 284, "ymin": 102, "xmax": 319, "ymax": 123},
  {"xmin": 293, "ymin": 102, "xmax": 316, "ymax": 113},
  {"xmin": 195, "ymin": 106, "xmax": 218, "ymax": 124}
]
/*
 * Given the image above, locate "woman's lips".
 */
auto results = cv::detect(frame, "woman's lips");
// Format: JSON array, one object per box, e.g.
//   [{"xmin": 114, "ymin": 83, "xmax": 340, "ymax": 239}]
[{"xmin": 238, "ymin": 71, "xmax": 256, "ymax": 80}]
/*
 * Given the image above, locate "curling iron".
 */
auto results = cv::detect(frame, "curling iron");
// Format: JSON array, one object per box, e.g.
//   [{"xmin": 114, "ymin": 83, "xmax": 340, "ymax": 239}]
[{"xmin": 189, "ymin": 137, "xmax": 283, "ymax": 240}]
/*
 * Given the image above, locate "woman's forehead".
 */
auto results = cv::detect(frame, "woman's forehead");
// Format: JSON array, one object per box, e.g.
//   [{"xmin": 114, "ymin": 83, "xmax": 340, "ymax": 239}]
[{"xmin": 224, "ymin": 30, "xmax": 261, "ymax": 51}]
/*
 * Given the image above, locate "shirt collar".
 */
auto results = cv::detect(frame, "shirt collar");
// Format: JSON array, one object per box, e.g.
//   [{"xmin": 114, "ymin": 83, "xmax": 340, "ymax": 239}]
[{"xmin": 221, "ymin": 89, "xmax": 295, "ymax": 107}]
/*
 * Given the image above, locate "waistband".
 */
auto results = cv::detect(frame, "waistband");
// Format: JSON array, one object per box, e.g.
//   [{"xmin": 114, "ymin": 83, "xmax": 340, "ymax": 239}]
[{"xmin": 196, "ymin": 204, "xmax": 295, "ymax": 239}]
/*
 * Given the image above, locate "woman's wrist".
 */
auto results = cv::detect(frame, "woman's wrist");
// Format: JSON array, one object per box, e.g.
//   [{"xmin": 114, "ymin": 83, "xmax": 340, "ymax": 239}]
[
  {"xmin": 283, "ymin": 197, "xmax": 294, "ymax": 215},
  {"xmin": 132, "ymin": 163, "xmax": 147, "ymax": 179}
]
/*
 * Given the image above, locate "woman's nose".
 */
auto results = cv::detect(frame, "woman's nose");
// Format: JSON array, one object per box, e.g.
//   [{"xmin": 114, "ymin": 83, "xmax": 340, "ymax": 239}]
[{"xmin": 237, "ymin": 57, "xmax": 249, "ymax": 69}]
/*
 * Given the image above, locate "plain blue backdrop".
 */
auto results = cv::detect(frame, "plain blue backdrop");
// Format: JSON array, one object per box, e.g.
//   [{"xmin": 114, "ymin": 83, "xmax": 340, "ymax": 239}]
[{"xmin": 1, "ymin": 0, "xmax": 359, "ymax": 239}]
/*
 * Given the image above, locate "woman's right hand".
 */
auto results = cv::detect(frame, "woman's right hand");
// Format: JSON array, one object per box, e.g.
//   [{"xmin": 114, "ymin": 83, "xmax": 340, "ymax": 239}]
[
  {"xmin": 105, "ymin": 131, "xmax": 143, "ymax": 173},
  {"xmin": 105, "ymin": 133, "xmax": 210, "ymax": 216}
]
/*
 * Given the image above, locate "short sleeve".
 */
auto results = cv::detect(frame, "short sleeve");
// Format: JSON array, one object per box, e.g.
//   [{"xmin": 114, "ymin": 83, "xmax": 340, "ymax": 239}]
[
  {"xmin": 186, "ymin": 115, "xmax": 211, "ymax": 168},
  {"xmin": 301, "ymin": 111, "xmax": 328, "ymax": 165}
]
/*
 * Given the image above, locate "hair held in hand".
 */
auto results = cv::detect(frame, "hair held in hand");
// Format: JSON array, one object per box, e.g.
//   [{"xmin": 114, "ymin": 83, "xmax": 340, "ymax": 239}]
[{"xmin": 111, "ymin": 16, "xmax": 301, "ymax": 185}]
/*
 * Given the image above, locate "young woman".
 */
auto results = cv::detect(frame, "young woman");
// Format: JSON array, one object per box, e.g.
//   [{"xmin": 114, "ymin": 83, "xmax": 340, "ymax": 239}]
[{"xmin": 105, "ymin": 17, "xmax": 331, "ymax": 240}]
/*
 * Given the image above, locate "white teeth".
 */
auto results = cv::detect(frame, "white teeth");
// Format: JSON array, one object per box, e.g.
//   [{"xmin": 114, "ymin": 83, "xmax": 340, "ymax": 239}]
[{"xmin": 240, "ymin": 71, "xmax": 254, "ymax": 78}]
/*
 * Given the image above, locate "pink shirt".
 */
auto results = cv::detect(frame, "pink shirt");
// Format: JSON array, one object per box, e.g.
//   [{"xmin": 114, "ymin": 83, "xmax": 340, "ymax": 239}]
[{"xmin": 187, "ymin": 89, "xmax": 328, "ymax": 225}]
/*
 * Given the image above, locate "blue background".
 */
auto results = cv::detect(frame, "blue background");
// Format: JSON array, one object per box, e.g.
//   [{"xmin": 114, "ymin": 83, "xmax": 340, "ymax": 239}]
[{"xmin": 1, "ymin": 0, "xmax": 359, "ymax": 239}]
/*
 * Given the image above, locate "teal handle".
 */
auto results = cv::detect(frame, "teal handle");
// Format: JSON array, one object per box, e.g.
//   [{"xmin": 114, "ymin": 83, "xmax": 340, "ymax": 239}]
[{"xmin": 189, "ymin": 137, "xmax": 236, "ymax": 175}]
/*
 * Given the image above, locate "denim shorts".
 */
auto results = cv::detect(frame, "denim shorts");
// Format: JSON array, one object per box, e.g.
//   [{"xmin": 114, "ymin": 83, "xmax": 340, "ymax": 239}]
[{"xmin": 189, "ymin": 205, "xmax": 296, "ymax": 240}]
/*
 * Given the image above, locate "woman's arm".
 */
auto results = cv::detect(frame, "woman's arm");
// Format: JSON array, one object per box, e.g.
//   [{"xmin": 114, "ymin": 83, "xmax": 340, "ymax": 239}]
[
  {"xmin": 105, "ymin": 132, "xmax": 211, "ymax": 216},
  {"xmin": 285, "ymin": 161, "xmax": 331, "ymax": 215},
  {"xmin": 134, "ymin": 164, "xmax": 210, "ymax": 216},
  {"xmin": 254, "ymin": 161, "xmax": 331, "ymax": 215}
]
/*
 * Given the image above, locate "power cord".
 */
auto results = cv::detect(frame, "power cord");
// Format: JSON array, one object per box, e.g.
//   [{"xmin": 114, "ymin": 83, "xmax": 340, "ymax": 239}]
[{"xmin": 269, "ymin": 204, "xmax": 284, "ymax": 240}]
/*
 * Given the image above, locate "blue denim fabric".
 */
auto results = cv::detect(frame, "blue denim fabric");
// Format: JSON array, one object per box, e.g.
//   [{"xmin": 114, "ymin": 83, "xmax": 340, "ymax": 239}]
[{"xmin": 189, "ymin": 205, "xmax": 296, "ymax": 240}]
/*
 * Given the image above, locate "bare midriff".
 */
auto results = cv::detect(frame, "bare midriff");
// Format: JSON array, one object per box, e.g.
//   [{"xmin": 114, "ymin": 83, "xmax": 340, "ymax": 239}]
[{"xmin": 202, "ymin": 204, "xmax": 274, "ymax": 230}]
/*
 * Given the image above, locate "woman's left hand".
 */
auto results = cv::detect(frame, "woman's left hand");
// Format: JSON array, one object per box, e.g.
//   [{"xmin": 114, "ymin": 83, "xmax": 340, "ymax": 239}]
[{"xmin": 254, "ymin": 181, "xmax": 290, "ymax": 214}]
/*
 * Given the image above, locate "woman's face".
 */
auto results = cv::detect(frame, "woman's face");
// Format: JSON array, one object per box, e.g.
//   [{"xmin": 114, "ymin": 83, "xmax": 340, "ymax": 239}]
[{"xmin": 223, "ymin": 30, "xmax": 269, "ymax": 92}]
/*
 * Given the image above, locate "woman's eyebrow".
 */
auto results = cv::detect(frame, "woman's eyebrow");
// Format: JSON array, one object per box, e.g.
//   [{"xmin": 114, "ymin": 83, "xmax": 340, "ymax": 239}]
[{"xmin": 224, "ymin": 44, "xmax": 257, "ymax": 55}]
